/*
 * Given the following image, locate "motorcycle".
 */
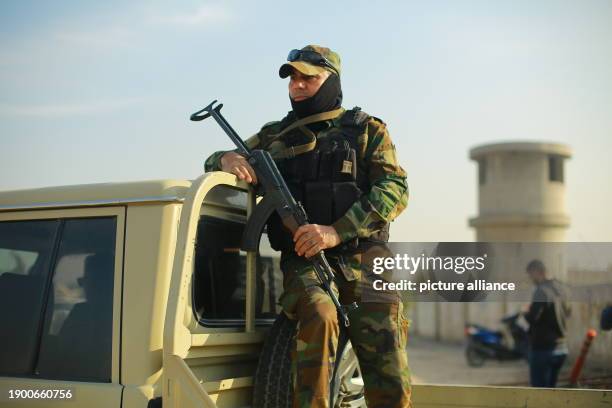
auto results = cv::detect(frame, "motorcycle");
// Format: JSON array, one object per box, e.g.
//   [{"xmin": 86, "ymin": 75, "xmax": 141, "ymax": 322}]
[{"xmin": 464, "ymin": 313, "xmax": 529, "ymax": 367}]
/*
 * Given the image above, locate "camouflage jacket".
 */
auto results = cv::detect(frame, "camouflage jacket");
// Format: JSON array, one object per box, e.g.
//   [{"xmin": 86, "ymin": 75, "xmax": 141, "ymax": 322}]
[{"xmin": 204, "ymin": 108, "xmax": 409, "ymax": 243}]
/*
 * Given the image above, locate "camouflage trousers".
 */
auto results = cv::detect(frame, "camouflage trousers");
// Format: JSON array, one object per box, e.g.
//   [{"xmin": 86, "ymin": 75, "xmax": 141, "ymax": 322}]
[{"xmin": 279, "ymin": 251, "xmax": 412, "ymax": 408}]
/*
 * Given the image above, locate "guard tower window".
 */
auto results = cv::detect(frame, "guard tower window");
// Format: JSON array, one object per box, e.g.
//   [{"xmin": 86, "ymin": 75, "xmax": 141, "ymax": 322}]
[
  {"xmin": 478, "ymin": 159, "xmax": 487, "ymax": 185},
  {"xmin": 548, "ymin": 155, "xmax": 564, "ymax": 183}
]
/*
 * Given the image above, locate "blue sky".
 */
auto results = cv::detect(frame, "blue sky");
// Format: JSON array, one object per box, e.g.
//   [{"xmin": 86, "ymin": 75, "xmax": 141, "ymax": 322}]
[{"xmin": 1, "ymin": 0, "xmax": 611, "ymax": 241}]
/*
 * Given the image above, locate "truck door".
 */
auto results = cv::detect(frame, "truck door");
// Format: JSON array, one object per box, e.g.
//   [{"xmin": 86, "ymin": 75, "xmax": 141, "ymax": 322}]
[
  {"xmin": 0, "ymin": 207, "xmax": 124, "ymax": 408},
  {"xmin": 163, "ymin": 173, "xmax": 275, "ymax": 408}
]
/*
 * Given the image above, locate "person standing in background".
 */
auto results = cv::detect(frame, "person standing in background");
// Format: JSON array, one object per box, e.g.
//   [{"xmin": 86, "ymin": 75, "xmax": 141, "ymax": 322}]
[{"xmin": 524, "ymin": 259, "xmax": 572, "ymax": 387}]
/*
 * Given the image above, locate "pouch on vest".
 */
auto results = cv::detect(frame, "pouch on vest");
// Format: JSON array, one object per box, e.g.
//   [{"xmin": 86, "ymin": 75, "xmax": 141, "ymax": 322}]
[
  {"xmin": 305, "ymin": 181, "xmax": 334, "ymax": 225},
  {"xmin": 317, "ymin": 150, "xmax": 334, "ymax": 181},
  {"xmin": 285, "ymin": 150, "xmax": 319, "ymax": 181},
  {"xmin": 332, "ymin": 182, "xmax": 361, "ymax": 220},
  {"xmin": 332, "ymin": 141, "xmax": 357, "ymax": 182}
]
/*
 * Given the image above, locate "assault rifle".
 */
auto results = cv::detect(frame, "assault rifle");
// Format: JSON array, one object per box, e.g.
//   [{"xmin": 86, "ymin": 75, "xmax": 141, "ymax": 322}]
[{"xmin": 191, "ymin": 100, "xmax": 358, "ymax": 326}]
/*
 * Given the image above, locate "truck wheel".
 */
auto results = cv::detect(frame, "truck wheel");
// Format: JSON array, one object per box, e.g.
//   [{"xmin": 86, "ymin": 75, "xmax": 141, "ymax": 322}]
[
  {"xmin": 330, "ymin": 339, "xmax": 366, "ymax": 407},
  {"xmin": 253, "ymin": 313, "xmax": 366, "ymax": 408}
]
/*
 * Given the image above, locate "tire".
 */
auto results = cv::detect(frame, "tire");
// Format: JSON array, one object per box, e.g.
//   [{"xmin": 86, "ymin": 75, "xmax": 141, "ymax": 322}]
[
  {"xmin": 253, "ymin": 313, "xmax": 366, "ymax": 408},
  {"xmin": 253, "ymin": 314, "xmax": 294, "ymax": 407},
  {"xmin": 466, "ymin": 341, "xmax": 486, "ymax": 368}
]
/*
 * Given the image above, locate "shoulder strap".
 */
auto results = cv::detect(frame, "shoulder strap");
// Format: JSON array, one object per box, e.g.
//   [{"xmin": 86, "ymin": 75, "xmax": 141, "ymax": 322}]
[
  {"xmin": 265, "ymin": 108, "xmax": 344, "ymax": 145},
  {"xmin": 266, "ymin": 108, "xmax": 345, "ymax": 159},
  {"xmin": 340, "ymin": 106, "xmax": 370, "ymax": 129},
  {"xmin": 273, "ymin": 126, "xmax": 318, "ymax": 159}
]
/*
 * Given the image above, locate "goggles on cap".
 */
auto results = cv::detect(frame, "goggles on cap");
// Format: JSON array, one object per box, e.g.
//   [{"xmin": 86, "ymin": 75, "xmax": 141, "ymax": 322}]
[{"xmin": 287, "ymin": 49, "xmax": 339, "ymax": 76}]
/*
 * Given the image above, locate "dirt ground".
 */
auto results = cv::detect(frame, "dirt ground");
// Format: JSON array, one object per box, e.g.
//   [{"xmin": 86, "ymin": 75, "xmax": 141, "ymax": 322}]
[
  {"xmin": 407, "ymin": 336, "xmax": 540, "ymax": 386},
  {"xmin": 406, "ymin": 336, "xmax": 612, "ymax": 389}
]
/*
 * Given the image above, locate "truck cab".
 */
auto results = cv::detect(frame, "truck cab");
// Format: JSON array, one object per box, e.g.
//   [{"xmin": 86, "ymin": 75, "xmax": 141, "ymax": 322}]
[{"xmin": 0, "ymin": 173, "xmax": 274, "ymax": 407}]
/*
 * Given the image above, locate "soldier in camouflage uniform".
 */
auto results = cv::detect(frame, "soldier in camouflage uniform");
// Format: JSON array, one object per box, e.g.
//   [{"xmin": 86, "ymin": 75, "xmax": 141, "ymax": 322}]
[{"xmin": 205, "ymin": 45, "xmax": 411, "ymax": 408}]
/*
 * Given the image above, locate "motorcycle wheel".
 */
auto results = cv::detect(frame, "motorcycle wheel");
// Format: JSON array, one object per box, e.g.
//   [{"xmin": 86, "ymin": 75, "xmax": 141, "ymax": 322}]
[{"xmin": 466, "ymin": 341, "xmax": 486, "ymax": 367}]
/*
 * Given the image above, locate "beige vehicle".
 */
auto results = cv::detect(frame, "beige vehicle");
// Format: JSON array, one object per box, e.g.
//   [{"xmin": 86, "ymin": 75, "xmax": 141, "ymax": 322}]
[
  {"xmin": 0, "ymin": 174, "xmax": 363, "ymax": 408},
  {"xmin": 0, "ymin": 173, "xmax": 610, "ymax": 408}
]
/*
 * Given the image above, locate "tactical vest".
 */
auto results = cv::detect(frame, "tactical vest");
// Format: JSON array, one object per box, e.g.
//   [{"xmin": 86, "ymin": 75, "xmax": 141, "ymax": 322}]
[{"xmin": 264, "ymin": 107, "xmax": 390, "ymax": 253}]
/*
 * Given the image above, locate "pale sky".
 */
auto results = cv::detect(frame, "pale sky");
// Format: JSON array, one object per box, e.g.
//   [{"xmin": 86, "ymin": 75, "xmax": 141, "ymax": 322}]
[{"xmin": 1, "ymin": 0, "xmax": 611, "ymax": 242}]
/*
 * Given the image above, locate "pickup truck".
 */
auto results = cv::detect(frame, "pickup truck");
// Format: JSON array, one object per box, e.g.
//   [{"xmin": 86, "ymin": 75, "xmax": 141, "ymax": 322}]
[{"xmin": 0, "ymin": 173, "xmax": 610, "ymax": 407}]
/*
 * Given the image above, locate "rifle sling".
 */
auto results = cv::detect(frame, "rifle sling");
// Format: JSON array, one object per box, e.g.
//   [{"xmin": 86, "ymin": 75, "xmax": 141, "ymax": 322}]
[{"xmin": 266, "ymin": 108, "xmax": 344, "ymax": 159}]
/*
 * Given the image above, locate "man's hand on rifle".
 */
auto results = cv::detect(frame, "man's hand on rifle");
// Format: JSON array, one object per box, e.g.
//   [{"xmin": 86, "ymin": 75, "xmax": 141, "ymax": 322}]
[
  {"xmin": 220, "ymin": 152, "xmax": 258, "ymax": 184},
  {"xmin": 293, "ymin": 224, "xmax": 341, "ymax": 258}
]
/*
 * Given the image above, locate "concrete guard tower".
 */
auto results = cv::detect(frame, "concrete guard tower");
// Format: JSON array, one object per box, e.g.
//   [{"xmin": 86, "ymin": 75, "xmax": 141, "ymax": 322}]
[
  {"xmin": 469, "ymin": 142, "xmax": 572, "ymax": 242},
  {"xmin": 466, "ymin": 142, "xmax": 572, "ymax": 326}
]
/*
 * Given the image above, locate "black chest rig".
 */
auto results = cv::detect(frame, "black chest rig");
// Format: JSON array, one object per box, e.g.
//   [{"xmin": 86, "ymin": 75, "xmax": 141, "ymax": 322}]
[{"xmin": 265, "ymin": 107, "xmax": 388, "ymax": 253}]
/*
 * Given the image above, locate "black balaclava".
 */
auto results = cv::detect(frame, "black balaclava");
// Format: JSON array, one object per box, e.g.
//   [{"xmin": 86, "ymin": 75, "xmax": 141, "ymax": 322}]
[{"xmin": 290, "ymin": 73, "xmax": 343, "ymax": 118}]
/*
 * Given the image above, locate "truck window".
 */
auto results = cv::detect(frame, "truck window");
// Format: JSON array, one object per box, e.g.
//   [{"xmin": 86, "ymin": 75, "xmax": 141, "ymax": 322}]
[
  {"xmin": 193, "ymin": 216, "xmax": 282, "ymax": 326},
  {"xmin": 36, "ymin": 217, "xmax": 116, "ymax": 382},
  {"xmin": 0, "ymin": 220, "xmax": 60, "ymax": 375},
  {"xmin": 0, "ymin": 217, "xmax": 116, "ymax": 382}
]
